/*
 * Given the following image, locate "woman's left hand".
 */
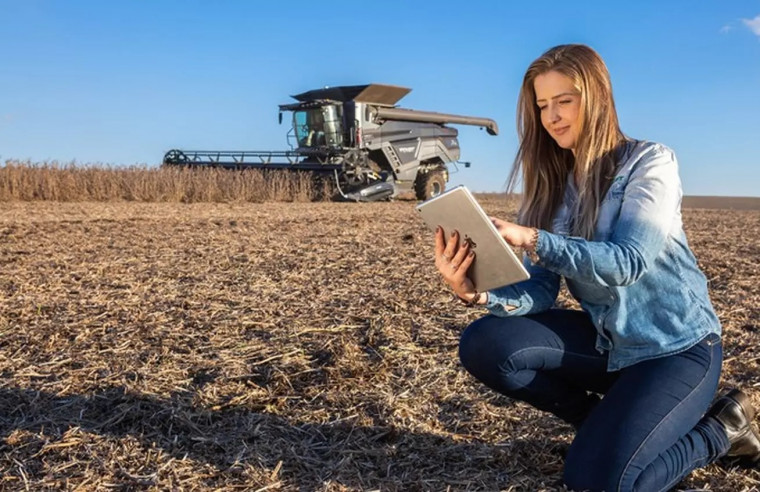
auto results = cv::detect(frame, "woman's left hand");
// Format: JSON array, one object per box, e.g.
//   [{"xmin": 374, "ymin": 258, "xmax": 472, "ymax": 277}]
[{"xmin": 434, "ymin": 227, "xmax": 477, "ymax": 300}]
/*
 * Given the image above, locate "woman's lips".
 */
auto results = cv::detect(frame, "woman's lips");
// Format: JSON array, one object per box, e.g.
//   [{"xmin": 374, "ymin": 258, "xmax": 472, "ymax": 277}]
[{"xmin": 553, "ymin": 126, "xmax": 570, "ymax": 136}]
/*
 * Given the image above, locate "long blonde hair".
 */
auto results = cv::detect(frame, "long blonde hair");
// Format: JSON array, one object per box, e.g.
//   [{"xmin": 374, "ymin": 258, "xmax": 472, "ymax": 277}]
[{"xmin": 507, "ymin": 44, "xmax": 626, "ymax": 239}]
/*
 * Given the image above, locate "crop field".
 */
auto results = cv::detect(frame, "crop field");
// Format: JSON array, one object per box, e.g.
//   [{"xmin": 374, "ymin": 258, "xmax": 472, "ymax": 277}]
[{"xmin": 1, "ymin": 167, "xmax": 759, "ymax": 491}]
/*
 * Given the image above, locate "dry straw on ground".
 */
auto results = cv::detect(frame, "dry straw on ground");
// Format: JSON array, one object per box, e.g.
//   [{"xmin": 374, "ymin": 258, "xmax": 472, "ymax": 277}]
[{"xmin": 1, "ymin": 165, "xmax": 759, "ymax": 491}]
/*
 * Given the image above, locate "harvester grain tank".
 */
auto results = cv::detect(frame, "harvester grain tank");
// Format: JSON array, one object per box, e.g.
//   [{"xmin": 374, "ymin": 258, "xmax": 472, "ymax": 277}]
[{"xmin": 162, "ymin": 84, "xmax": 498, "ymax": 201}]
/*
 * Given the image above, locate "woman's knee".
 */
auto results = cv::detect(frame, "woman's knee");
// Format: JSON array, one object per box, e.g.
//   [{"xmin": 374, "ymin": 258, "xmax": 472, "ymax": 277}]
[
  {"xmin": 458, "ymin": 315, "xmax": 527, "ymax": 381},
  {"xmin": 459, "ymin": 316, "xmax": 499, "ymax": 373}
]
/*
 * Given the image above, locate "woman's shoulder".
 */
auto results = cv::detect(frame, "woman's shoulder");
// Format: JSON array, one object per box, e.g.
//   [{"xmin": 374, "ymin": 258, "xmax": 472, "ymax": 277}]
[
  {"xmin": 620, "ymin": 139, "xmax": 678, "ymax": 169},
  {"xmin": 624, "ymin": 138, "xmax": 675, "ymax": 156}
]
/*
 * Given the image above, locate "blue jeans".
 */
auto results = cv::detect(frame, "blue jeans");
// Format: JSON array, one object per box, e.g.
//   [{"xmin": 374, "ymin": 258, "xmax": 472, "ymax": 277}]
[{"xmin": 459, "ymin": 309, "xmax": 730, "ymax": 492}]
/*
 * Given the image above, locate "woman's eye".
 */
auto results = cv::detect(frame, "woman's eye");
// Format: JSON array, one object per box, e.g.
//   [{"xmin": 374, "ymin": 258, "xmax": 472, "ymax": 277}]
[
  {"xmin": 538, "ymin": 106, "xmax": 547, "ymax": 111},
  {"xmin": 559, "ymin": 99, "xmax": 571, "ymax": 105}
]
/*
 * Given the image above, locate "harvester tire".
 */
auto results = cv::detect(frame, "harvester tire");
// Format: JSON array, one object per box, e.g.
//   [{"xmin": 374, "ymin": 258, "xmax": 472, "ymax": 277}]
[{"xmin": 415, "ymin": 168, "xmax": 446, "ymax": 201}]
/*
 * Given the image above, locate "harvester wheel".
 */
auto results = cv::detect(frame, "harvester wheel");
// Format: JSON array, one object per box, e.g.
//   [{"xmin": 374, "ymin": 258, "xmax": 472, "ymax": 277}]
[{"xmin": 414, "ymin": 168, "xmax": 446, "ymax": 201}]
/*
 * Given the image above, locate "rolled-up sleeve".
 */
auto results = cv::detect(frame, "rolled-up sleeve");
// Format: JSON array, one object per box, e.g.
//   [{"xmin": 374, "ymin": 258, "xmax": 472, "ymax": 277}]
[{"xmin": 485, "ymin": 256, "xmax": 561, "ymax": 316}]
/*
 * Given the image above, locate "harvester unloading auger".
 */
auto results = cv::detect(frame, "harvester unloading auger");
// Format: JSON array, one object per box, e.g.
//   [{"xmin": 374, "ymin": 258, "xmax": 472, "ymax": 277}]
[{"xmin": 162, "ymin": 84, "xmax": 498, "ymax": 201}]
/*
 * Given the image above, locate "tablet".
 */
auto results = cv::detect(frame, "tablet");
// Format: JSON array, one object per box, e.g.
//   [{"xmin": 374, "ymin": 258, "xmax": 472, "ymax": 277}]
[{"xmin": 416, "ymin": 185, "xmax": 530, "ymax": 291}]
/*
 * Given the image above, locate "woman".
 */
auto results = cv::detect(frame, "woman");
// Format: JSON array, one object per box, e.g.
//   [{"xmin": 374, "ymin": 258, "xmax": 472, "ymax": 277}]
[{"xmin": 434, "ymin": 44, "xmax": 760, "ymax": 491}]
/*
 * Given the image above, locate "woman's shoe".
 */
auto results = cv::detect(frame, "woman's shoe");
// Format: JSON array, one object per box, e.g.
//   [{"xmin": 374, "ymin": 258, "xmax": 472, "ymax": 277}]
[{"xmin": 708, "ymin": 388, "xmax": 760, "ymax": 467}]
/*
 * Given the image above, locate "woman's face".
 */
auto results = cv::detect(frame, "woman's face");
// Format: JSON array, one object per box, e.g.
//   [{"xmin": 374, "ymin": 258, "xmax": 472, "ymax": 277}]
[{"xmin": 534, "ymin": 70, "xmax": 582, "ymax": 153}]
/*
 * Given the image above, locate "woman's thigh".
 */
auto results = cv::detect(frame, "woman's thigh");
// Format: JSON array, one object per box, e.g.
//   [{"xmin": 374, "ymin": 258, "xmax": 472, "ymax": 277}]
[
  {"xmin": 459, "ymin": 309, "xmax": 616, "ymax": 394},
  {"xmin": 563, "ymin": 333, "xmax": 722, "ymax": 492}
]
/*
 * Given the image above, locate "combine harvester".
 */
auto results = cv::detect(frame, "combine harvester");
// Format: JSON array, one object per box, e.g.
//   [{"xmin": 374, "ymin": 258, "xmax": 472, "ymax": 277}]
[{"xmin": 162, "ymin": 84, "xmax": 498, "ymax": 201}]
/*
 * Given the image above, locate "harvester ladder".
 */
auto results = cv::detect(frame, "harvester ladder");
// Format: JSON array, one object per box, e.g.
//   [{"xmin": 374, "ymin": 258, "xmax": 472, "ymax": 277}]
[{"xmin": 382, "ymin": 142, "xmax": 403, "ymax": 173}]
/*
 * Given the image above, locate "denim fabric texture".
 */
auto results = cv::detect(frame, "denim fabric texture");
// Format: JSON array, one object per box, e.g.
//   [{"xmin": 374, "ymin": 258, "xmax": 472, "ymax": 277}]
[
  {"xmin": 484, "ymin": 140, "xmax": 721, "ymax": 370},
  {"xmin": 459, "ymin": 310, "xmax": 729, "ymax": 492}
]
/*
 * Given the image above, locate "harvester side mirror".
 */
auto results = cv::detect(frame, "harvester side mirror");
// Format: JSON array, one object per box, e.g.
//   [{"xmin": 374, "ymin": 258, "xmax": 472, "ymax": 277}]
[
  {"xmin": 278, "ymin": 112, "xmax": 283, "ymax": 124},
  {"xmin": 464, "ymin": 162, "xmax": 471, "ymax": 168}
]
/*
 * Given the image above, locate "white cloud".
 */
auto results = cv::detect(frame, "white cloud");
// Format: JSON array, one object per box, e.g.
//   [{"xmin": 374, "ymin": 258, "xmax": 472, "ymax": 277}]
[
  {"xmin": 742, "ymin": 14, "xmax": 760, "ymax": 36},
  {"xmin": 720, "ymin": 24, "xmax": 733, "ymax": 33}
]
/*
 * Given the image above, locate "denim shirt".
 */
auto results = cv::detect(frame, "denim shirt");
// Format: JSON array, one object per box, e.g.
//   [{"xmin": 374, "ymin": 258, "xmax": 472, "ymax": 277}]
[{"xmin": 485, "ymin": 140, "xmax": 721, "ymax": 371}]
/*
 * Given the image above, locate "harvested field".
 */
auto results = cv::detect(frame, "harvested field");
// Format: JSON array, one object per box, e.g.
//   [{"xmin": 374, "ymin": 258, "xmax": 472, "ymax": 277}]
[{"xmin": 1, "ymin": 197, "xmax": 759, "ymax": 491}]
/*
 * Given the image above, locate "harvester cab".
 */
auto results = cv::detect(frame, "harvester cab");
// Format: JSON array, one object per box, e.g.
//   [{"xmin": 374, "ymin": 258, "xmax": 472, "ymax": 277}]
[{"xmin": 163, "ymin": 84, "xmax": 498, "ymax": 202}]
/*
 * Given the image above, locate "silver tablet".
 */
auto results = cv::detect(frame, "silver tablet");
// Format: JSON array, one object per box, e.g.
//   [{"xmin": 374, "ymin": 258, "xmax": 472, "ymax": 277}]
[{"xmin": 416, "ymin": 185, "xmax": 530, "ymax": 291}]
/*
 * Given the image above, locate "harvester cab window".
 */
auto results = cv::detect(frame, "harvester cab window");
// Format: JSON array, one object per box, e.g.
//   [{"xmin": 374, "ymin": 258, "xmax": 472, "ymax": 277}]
[
  {"xmin": 293, "ymin": 106, "xmax": 345, "ymax": 148},
  {"xmin": 294, "ymin": 110, "xmax": 326, "ymax": 147}
]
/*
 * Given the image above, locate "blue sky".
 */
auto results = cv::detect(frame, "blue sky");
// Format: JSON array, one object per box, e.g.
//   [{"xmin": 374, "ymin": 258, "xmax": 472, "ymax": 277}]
[{"xmin": 1, "ymin": 0, "xmax": 759, "ymax": 196}]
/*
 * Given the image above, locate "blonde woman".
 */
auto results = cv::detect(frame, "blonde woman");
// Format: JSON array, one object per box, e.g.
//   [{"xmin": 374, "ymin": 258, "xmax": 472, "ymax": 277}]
[{"xmin": 434, "ymin": 44, "xmax": 760, "ymax": 491}]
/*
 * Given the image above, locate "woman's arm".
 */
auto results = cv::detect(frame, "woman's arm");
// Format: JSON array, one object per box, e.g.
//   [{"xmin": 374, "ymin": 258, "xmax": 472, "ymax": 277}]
[
  {"xmin": 485, "ymin": 257, "xmax": 561, "ymax": 316},
  {"xmin": 536, "ymin": 144, "xmax": 681, "ymax": 286}
]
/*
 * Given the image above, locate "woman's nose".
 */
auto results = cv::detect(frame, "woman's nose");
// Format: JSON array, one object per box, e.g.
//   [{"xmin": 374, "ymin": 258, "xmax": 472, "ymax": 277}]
[{"xmin": 549, "ymin": 106, "xmax": 561, "ymax": 122}]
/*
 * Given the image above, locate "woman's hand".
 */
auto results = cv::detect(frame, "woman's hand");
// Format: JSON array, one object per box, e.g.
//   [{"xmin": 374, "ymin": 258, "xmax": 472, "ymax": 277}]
[
  {"xmin": 434, "ymin": 226, "xmax": 477, "ymax": 301},
  {"xmin": 490, "ymin": 217, "xmax": 535, "ymax": 248}
]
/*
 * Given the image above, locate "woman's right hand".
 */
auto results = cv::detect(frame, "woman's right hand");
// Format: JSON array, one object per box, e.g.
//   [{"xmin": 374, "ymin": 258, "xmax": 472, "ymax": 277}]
[
  {"xmin": 434, "ymin": 226, "xmax": 478, "ymax": 301},
  {"xmin": 490, "ymin": 217, "xmax": 536, "ymax": 249}
]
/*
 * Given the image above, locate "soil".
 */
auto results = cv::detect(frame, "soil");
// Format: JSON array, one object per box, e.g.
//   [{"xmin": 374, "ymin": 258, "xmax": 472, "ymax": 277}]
[{"xmin": 1, "ymin": 198, "xmax": 758, "ymax": 491}]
